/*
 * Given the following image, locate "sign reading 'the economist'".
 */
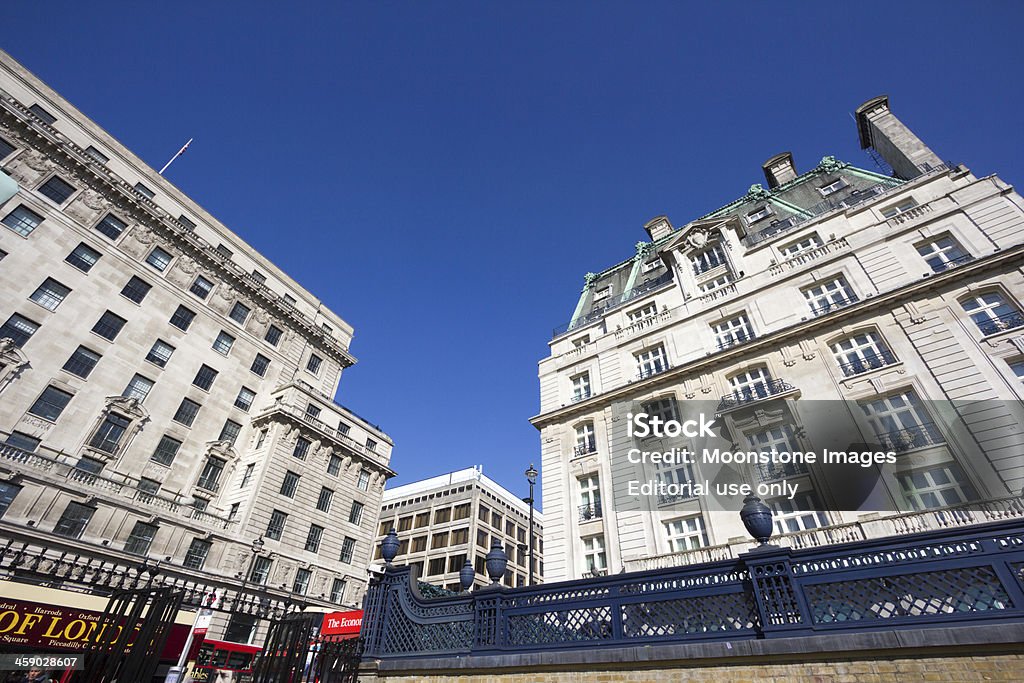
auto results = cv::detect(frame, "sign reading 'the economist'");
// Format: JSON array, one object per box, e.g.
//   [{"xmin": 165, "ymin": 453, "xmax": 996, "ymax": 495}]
[{"xmin": 319, "ymin": 610, "xmax": 363, "ymax": 639}]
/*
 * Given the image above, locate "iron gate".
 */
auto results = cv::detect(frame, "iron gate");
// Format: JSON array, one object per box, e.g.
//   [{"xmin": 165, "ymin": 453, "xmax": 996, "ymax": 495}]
[{"xmin": 253, "ymin": 612, "xmax": 362, "ymax": 683}]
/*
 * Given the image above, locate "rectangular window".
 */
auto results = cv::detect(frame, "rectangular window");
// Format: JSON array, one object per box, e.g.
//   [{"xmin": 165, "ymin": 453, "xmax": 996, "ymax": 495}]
[
  {"xmin": 304, "ymin": 525, "xmax": 324, "ymax": 553},
  {"xmin": 665, "ymin": 516, "xmax": 709, "ymax": 552},
  {"xmin": 250, "ymin": 353, "xmax": 270, "ymax": 377},
  {"xmin": 94, "ymin": 214, "xmax": 127, "ymax": 240},
  {"xmin": 280, "ymin": 471, "xmax": 300, "ymax": 498},
  {"xmin": 266, "ymin": 510, "xmax": 287, "ymax": 540},
  {"xmin": 240, "ymin": 463, "xmax": 255, "ymax": 487},
  {"xmin": 428, "ymin": 558, "xmax": 446, "ymax": 576},
  {"xmin": 779, "ymin": 234, "xmax": 823, "ymax": 258},
  {"xmin": 172, "ymin": 398, "xmax": 201, "ymax": 426},
  {"xmin": 578, "ymin": 474, "xmax": 602, "ymax": 519},
  {"xmin": 337, "ymin": 422, "xmax": 351, "ymax": 436},
  {"xmin": 92, "ymin": 310, "xmax": 127, "ymax": 340},
  {"xmin": 122, "ymin": 374, "xmax": 154, "ymax": 402},
  {"xmin": 691, "ymin": 244, "xmax": 727, "ymax": 275},
  {"xmin": 698, "ymin": 273, "xmax": 733, "ymax": 294},
  {"xmin": 88, "ymin": 413, "xmax": 131, "ymax": 454},
  {"xmin": 635, "ymin": 345, "xmax": 668, "ymax": 380},
  {"xmin": 327, "ymin": 454, "xmax": 342, "ymax": 476},
  {"xmin": 571, "ymin": 372, "xmax": 591, "ymax": 402},
  {"xmin": 491, "ymin": 510, "xmax": 503, "ymax": 528},
  {"xmin": 264, "ymin": 325, "xmax": 283, "ymax": 346},
  {"xmin": 189, "ymin": 276, "xmax": 214, "ymax": 299},
  {"xmin": 66, "ymin": 243, "xmax": 102, "ymax": 272},
  {"xmin": 357, "ymin": 469, "xmax": 371, "ymax": 491},
  {"xmin": 84, "ymin": 145, "xmax": 108, "ymax": 164},
  {"xmin": 0, "ymin": 482, "xmax": 20, "ymax": 518},
  {"xmin": 234, "ymin": 386, "xmax": 256, "ymax": 411},
  {"xmin": 802, "ymin": 276, "xmax": 857, "ymax": 316},
  {"xmin": 145, "ymin": 339, "xmax": 175, "ymax": 367},
  {"xmin": 348, "ymin": 501, "xmax": 364, "ymax": 526},
  {"xmin": 196, "ymin": 457, "xmax": 225, "ymax": 491},
  {"xmin": 177, "ymin": 215, "xmax": 197, "ymax": 231},
  {"xmin": 251, "ymin": 270, "xmax": 266, "ymax": 284},
  {"xmin": 169, "ymin": 305, "xmax": 196, "ymax": 331},
  {"xmin": 30, "ymin": 278, "xmax": 71, "ymax": 311},
  {"xmin": 151, "ymin": 435, "xmax": 182, "ymax": 466},
  {"xmin": 627, "ymin": 303, "xmax": 658, "ymax": 322},
  {"xmin": 582, "ymin": 535, "xmax": 607, "ymax": 573},
  {"xmin": 216, "ymin": 244, "xmax": 233, "ymax": 258},
  {"xmin": 5, "ymin": 432, "xmax": 40, "ymax": 452},
  {"xmin": 124, "ymin": 521, "xmax": 158, "ymax": 555},
  {"xmin": 330, "ymin": 578, "xmax": 347, "ymax": 602},
  {"xmin": 916, "ymin": 235, "xmax": 971, "ymax": 272},
  {"xmin": 415, "ymin": 512, "xmax": 430, "ymax": 528},
  {"xmin": 120, "ymin": 276, "xmax": 152, "ymax": 304},
  {"xmin": 451, "ymin": 527, "xmax": 469, "ymax": 545},
  {"xmin": 745, "ymin": 205, "xmax": 773, "ymax": 225},
  {"xmin": 28, "ymin": 386, "xmax": 73, "ymax": 422},
  {"xmin": 193, "ymin": 364, "xmax": 218, "ymax": 390},
  {"xmin": 898, "ymin": 463, "xmax": 977, "ymax": 510},
  {"xmin": 476, "ymin": 529, "xmax": 488, "ymax": 548},
  {"xmin": 212, "ymin": 331, "xmax": 235, "ymax": 355},
  {"xmin": 748, "ymin": 425, "xmax": 808, "ymax": 482},
  {"xmin": 255, "ymin": 429, "xmax": 267, "ymax": 449},
  {"xmin": 62, "ymin": 346, "xmax": 101, "ymax": 378},
  {"xmin": 832, "ymin": 332, "xmax": 895, "ymax": 376},
  {"xmin": 593, "ymin": 285, "xmax": 612, "ymax": 301},
  {"xmin": 229, "ymin": 302, "xmax": 251, "ymax": 324},
  {"xmin": 306, "ymin": 354, "xmax": 323, "ymax": 375},
  {"xmin": 0, "ymin": 314, "xmax": 39, "ymax": 347},
  {"xmin": 413, "ymin": 536, "xmax": 428, "ymax": 552},
  {"xmin": 434, "ymin": 507, "xmax": 452, "ymax": 524},
  {"xmin": 219, "ymin": 419, "xmax": 241, "ymax": 445},
  {"xmin": 146, "ymin": 247, "xmax": 172, "ymax": 271},
  {"xmin": 229, "ymin": 503, "xmax": 239, "ymax": 520},
  {"xmin": 137, "ymin": 478, "xmax": 160, "ymax": 497},
  {"xmin": 453, "ymin": 504, "xmax": 471, "ymax": 520},
  {"xmin": 0, "ymin": 136, "xmax": 15, "ymax": 159},
  {"xmin": 818, "ymin": 178, "xmax": 848, "ymax": 196},
  {"xmin": 250, "ymin": 556, "xmax": 272, "ymax": 584},
  {"xmin": 366, "ymin": 438, "xmax": 377, "ymax": 452},
  {"xmin": 293, "ymin": 437, "xmax": 311, "ymax": 460},
  {"xmin": 53, "ymin": 502, "xmax": 94, "ymax": 539},
  {"xmin": 29, "ymin": 104, "xmax": 57, "ymax": 124},
  {"xmin": 134, "ymin": 182, "xmax": 155, "ymax": 200},
  {"xmin": 768, "ymin": 491, "xmax": 828, "ymax": 535},
  {"xmin": 183, "ymin": 539, "xmax": 211, "ymax": 570},
  {"xmin": 3, "ymin": 206, "xmax": 43, "ymax": 237},
  {"xmin": 881, "ymin": 198, "xmax": 917, "ymax": 219},
  {"xmin": 713, "ymin": 314, "xmax": 754, "ymax": 349},
  {"xmin": 859, "ymin": 390, "xmax": 942, "ymax": 452},
  {"xmin": 38, "ymin": 176, "xmax": 75, "ymax": 204},
  {"xmin": 293, "ymin": 568, "xmax": 311, "ymax": 594},
  {"xmin": 316, "ymin": 486, "xmax": 334, "ymax": 512},
  {"xmin": 431, "ymin": 532, "xmax": 448, "ymax": 549},
  {"xmin": 306, "ymin": 403, "xmax": 322, "ymax": 419}
]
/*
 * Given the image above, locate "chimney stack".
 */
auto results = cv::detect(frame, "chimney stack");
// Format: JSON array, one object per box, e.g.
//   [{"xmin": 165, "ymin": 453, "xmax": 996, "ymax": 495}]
[
  {"xmin": 855, "ymin": 95, "xmax": 943, "ymax": 180},
  {"xmin": 644, "ymin": 216, "xmax": 674, "ymax": 241},
  {"xmin": 762, "ymin": 152, "xmax": 797, "ymax": 188}
]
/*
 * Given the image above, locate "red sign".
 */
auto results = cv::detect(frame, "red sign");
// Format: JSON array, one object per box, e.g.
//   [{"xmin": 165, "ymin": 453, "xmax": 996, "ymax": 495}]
[
  {"xmin": 319, "ymin": 610, "xmax": 363, "ymax": 638},
  {"xmin": 0, "ymin": 598, "xmax": 187, "ymax": 659}
]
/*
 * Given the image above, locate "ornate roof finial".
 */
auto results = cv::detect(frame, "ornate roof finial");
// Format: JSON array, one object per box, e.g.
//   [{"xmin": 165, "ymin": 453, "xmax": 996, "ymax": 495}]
[
  {"xmin": 583, "ymin": 272, "xmax": 599, "ymax": 288},
  {"xmin": 747, "ymin": 183, "xmax": 770, "ymax": 200},
  {"xmin": 635, "ymin": 241, "xmax": 654, "ymax": 259},
  {"xmin": 817, "ymin": 155, "xmax": 845, "ymax": 173}
]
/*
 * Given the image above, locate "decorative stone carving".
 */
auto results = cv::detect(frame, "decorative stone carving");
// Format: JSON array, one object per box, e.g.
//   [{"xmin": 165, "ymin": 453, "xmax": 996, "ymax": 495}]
[
  {"xmin": 0, "ymin": 339, "xmax": 29, "ymax": 395},
  {"xmin": 79, "ymin": 189, "xmax": 107, "ymax": 211},
  {"xmin": 132, "ymin": 226, "xmax": 156, "ymax": 244},
  {"xmin": 583, "ymin": 272, "xmax": 599, "ymax": 288},
  {"xmin": 176, "ymin": 256, "xmax": 198, "ymax": 275},
  {"xmin": 634, "ymin": 241, "xmax": 654, "ymax": 259},
  {"xmin": 21, "ymin": 149, "xmax": 51, "ymax": 172},
  {"xmin": 254, "ymin": 308, "xmax": 271, "ymax": 325},
  {"xmin": 746, "ymin": 183, "xmax": 771, "ymax": 200},
  {"xmin": 218, "ymin": 284, "xmax": 237, "ymax": 301},
  {"xmin": 207, "ymin": 440, "xmax": 239, "ymax": 463},
  {"xmin": 105, "ymin": 395, "xmax": 148, "ymax": 420},
  {"xmin": 685, "ymin": 229, "xmax": 710, "ymax": 250},
  {"xmin": 817, "ymin": 155, "xmax": 845, "ymax": 174}
]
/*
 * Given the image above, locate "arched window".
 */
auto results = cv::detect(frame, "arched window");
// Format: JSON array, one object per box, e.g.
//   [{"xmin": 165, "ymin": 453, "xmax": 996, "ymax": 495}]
[{"xmin": 574, "ymin": 422, "xmax": 596, "ymax": 456}]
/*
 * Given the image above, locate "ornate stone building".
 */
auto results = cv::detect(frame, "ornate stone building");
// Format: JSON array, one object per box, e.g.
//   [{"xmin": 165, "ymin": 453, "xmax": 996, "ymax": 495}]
[
  {"xmin": 374, "ymin": 467, "xmax": 543, "ymax": 590},
  {"xmin": 532, "ymin": 95, "xmax": 1024, "ymax": 582},
  {"xmin": 0, "ymin": 50, "xmax": 394, "ymax": 641}
]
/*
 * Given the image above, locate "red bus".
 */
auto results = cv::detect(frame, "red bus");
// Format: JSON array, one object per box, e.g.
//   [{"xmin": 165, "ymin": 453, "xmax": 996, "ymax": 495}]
[{"xmin": 187, "ymin": 639, "xmax": 261, "ymax": 683}]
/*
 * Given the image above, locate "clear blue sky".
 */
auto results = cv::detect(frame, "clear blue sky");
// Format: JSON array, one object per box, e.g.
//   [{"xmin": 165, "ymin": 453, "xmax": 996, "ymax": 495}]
[{"xmin": 5, "ymin": 3, "xmax": 1023, "ymax": 506}]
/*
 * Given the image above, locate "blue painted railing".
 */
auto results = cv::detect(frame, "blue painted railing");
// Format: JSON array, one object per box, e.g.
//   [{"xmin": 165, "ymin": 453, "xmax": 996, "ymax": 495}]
[{"xmin": 361, "ymin": 517, "xmax": 1024, "ymax": 659}]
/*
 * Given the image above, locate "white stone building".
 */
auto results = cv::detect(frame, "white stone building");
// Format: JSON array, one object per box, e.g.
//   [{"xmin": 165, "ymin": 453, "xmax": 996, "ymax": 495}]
[
  {"xmin": 0, "ymin": 49, "xmax": 394, "ymax": 641},
  {"xmin": 532, "ymin": 95, "xmax": 1024, "ymax": 582}
]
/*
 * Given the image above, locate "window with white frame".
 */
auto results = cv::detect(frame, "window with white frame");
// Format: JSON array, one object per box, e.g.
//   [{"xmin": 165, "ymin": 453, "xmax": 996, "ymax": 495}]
[
  {"xmin": 802, "ymin": 276, "xmax": 856, "ymax": 315},
  {"xmin": 145, "ymin": 339, "xmax": 175, "ymax": 368},
  {"xmin": 574, "ymin": 422, "xmax": 596, "ymax": 455},
  {"xmin": 745, "ymin": 205, "xmax": 773, "ymax": 225},
  {"xmin": 641, "ymin": 396, "xmax": 678, "ymax": 424},
  {"xmin": 30, "ymin": 278, "xmax": 71, "ymax": 311},
  {"xmin": 654, "ymin": 454, "xmax": 698, "ymax": 504},
  {"xmin": 357, "ymin": 468, "xmax": 371, "ymax": 491},
  {"xmin": 627, "ymin": 303, "xmax": 657, "ymax": 322},
  {"xmin": 768, "ymin": 491, "xmax": 828, "ymax": 534},
  {"xmin": 197, "ymin": 457, "xmax": 226, "ymax": 492},
  {"xmin": 572, "ymin": 335, "xmax": 590, "ymax": 348},
  {"xmin": 582, "ymin": 535, "xmax": 607, "ymax": 573},
  {"xmin": 3, "ymin": 205, "xmax": 44, "ymax": 237},
  {"xmin": 213, "ymin": 331, "xmax": 235, "ymax": 355},
  {"xmin": 728, "ymin": 366, "xmax": 773, "ymax": 401},
  {"xmin": 578, "ymin": 475, "xmax": 601, "ymax": 520},
  {"xmin": 817, "ymin": 178, "xmax": 848, "ymax": 196},
  {"xmin": 859, "ymin": 390, "xmax": 942, "ymax": 451},
  {"xmin": 881, "ymin": 198, "xmax": 917, "ymax": 219},
  {"xmin": 641, "ymin": 260, "xmax": 660, "ymax": 273},
  {"xmin": 960, "ymin": 291, "xmax": 1023, "ymax": 336},
  {"xmin": 664, "ymin": 516, "xmax": 708, "ymax": 552},
  {"xmin": 691, "ymin": 244, "xmax": 727, "ymax": 275},
  {"xmin": 713, "ymin": 314, "xmax": 754, "ymax": 349},
  {"xmin": 779, "ymin": 234, "xmax": 823, "ymax": 258},
  {"xmin": 635, "ymin": 345, "xmax": 668, "ymax": 379},
  {"xmin": 916, "ymin": 235, "xmax": 970, "ymax": 272},
  {"xmin": 146, "ymin": 247, "xmax": 172, "ymax": 271},
  {"xmin": 571, "ymin": 372, "xmax": 591, "ymax": 402},
  {"xmin": 698, "ymin": 273, "xmax": 732, "ymax": 294},
  {"xmin": 593, "ymin": 285, "xmax": 612, "ymax": 301},
  {"xmin": 121, "ymin": 374, "xmax": 154, "ymax": 402},
  {"xmin": 831, "ymin": 331, "xmax": 895, "ymax": 376},
  {"xmin": 1010, "ymin": 360, "xmax": 1024, "ymax": 382},
  {"xmin": 747, "ymin": 425, "xmax": 807, "ymax": 482},
  {"xmin": 898, "ymin": 463, "xmax": 978, "ymax": 510}
]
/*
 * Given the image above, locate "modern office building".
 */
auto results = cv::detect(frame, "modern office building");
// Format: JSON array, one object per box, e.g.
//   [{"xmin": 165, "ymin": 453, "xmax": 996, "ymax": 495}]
[
  {"xmin": 532, "ymin": 95, "xmax": 1024, "ymax": 582},
  {"xmin": 0, "ymin": 49, "xmax": 394, "ymax": 642},
  {"xmin": 375, "ymin": 466, "xmax": 544, "ymax": 590}
]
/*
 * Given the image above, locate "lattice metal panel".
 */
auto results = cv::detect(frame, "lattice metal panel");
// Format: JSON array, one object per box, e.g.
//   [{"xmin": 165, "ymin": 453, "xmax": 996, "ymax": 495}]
[
  {"xmin": 622, "ymin": 592, "xmax": 759, "ymax": 638},
  {"xmin": 793, "ymin": 540, "xmax": 985, "ymax": 576},
  {"xmin": 1012, "ymin": 562, "xmax": 1024, "ymax": 594},
  {"xmin": 507, "ymin": 606, "xmax": 612, "ymax": 645},
  {"xmin": 508, "ymin": 586, "xmax": 610, "ymax": 607},
  {"xmin": 619, "ymin": 569, "xmax": 748, "ymax": 596},
  {"xmin": 752, "ymin": 562, "xmax": 803, "ymax": 626},
  {"xmin": 381, "ymin": 594, "xmax": 473, "ymax": 654},
  {"xmin": 805, "ymin": 566, "xmax": 1012, "ymax": 624}
]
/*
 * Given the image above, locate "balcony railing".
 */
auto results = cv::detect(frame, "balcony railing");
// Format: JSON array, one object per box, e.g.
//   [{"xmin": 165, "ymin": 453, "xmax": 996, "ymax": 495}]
[
  {"xmin": 716, "ymin": 378, "xmax": 795, "ymax": 412},
  {"xmin": 930, "ymin": 254, "xmax": 974, "ymax": 272},
  {"xmin": 636, "ymin": 362, "xmax": 671, "ymax": 381},
  {"xmin": 808, "ymin": 294, "xmax": 859, "ymax": 317},
  {"xmin": 716, "ymin": 331, "xmax": 755, "ymax": 351},
  {"xmin": 573, "ymin": 443, "xmax": 596, "ymax": 457},
  {"xmin": 837, "ymin": 349, "xmax": 898, "ymax": 377},
  {"xmin": 578, "ymin": 503, "xmax": 602, "ymax": 522},
  {"xmin": 742, "ymin": 215, "xmax": 809, "ymax": 247},
  {"xmin": 874, "ymin": 423, "xmax": 944, "ymax": 452},
  {"xmin": 552, "ymin": 272, "xmax": 674, "ymax": 338},
  {"xmin": 571, "ymin": 391, "xmax": 592, "ymax": 404},
  {"xmin": 978, "ymin": 310, "xmax": 1024, "ymax": 336}
]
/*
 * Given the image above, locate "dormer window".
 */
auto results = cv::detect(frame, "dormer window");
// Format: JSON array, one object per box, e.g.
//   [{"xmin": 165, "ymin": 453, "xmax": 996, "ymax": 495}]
[
  {"xmin": 572, "ymin": 335, "xmax": 590, "ymax": 348},
  {"xmin": 691, "ymin": 244, "xmax": 727, "ymax": 275},
  {"xmin": 627, "ymin": 303, "xmax": 658, "ymax": 322},
  {"xmin": 881, "ymin": 198, "xmax": 917, "ymax": 219},
  {"xmin": 641, "ymin": 260, "xmax": 660, "ymax": 274},
  {"xmin": 818, "ymin": 178, "xmax": 848, "ymax": 196},
  {"xmin": 594, "ymin": 285, "xmax": 612, "ymax": 302},
  {"xmin": 745, "ymin": 205, "xmax": 773, "ymax": 225}
]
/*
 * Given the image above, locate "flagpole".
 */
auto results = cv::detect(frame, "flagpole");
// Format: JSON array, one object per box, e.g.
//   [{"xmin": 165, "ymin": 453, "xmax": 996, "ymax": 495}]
[{"xmin": 159, "ymin": 138, "xmax": 193, "ymax": 175}]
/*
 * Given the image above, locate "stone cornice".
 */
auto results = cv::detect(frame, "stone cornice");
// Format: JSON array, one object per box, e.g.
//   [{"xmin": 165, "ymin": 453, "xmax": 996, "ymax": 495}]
[
  {"xmin": 0, "ymin": 96, "xmax": 355, "ymax": 368},
  {"xmin": 530, "ymin": 242, "xmax": 1024, "ymax": 430}
]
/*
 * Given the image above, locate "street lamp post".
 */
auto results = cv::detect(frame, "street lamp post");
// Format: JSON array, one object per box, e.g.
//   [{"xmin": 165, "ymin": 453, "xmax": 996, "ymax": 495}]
[{"xmin": 524, "ymin": 464, "xmax": 538, "ymax": 586}]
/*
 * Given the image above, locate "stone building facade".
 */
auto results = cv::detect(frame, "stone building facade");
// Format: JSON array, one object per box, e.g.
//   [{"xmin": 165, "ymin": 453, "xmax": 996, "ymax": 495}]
[
  {"xmin": 0, "ymin": 49, "xmax": 394, "ymax": 640},
  {"xmin": 532, "ymin": 95, "xmax": 1024, "ymax": 582},
  {"xmin": 375, "ymin": 467, "xmax": 543, "ymax": 590}
]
